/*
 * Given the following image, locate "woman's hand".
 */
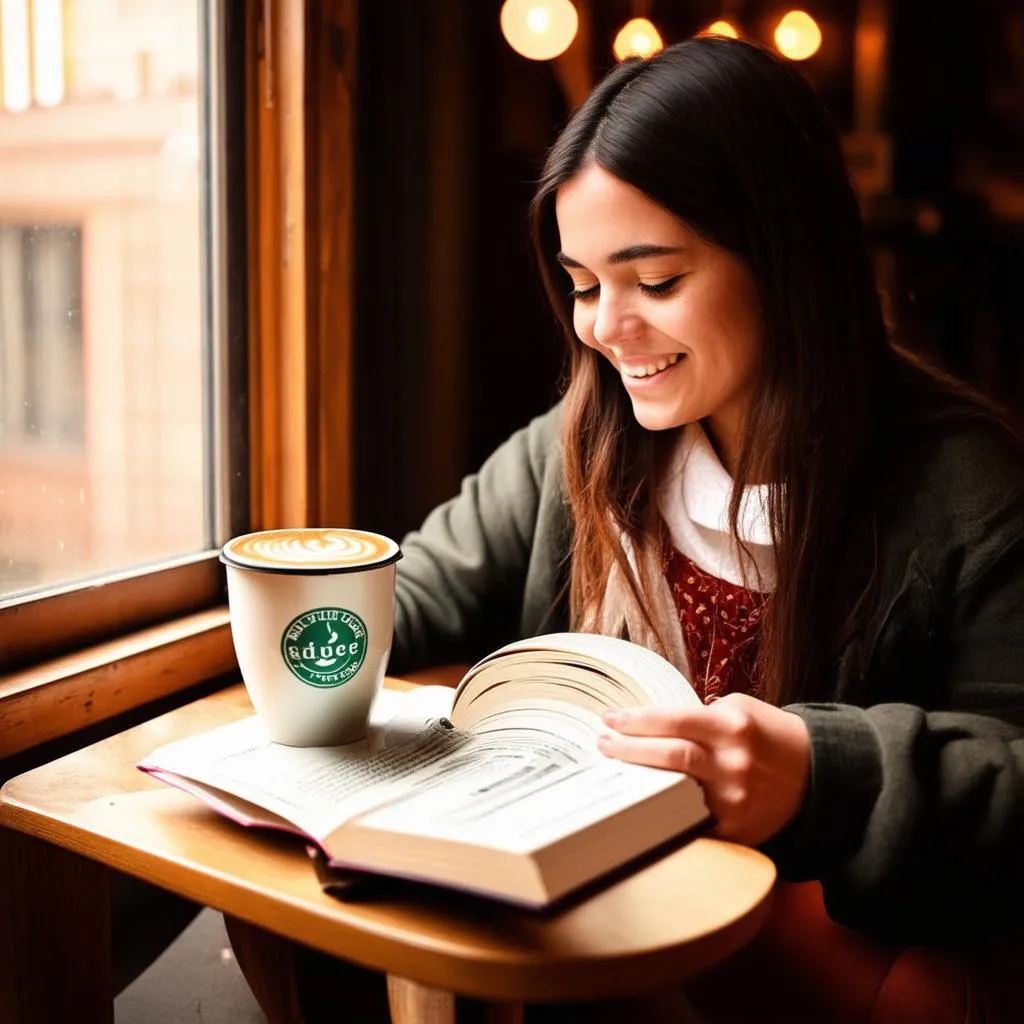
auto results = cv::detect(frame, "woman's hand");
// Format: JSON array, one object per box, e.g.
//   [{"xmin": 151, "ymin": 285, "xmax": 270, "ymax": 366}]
[{"xmin": 598, "ymin": 694, "xmax": 811, "ymax": 846}]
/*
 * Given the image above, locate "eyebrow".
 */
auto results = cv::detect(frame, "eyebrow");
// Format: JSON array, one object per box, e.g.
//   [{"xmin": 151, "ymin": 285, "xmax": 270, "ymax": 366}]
[{"xmin": 556, "ymin": 244, "xmax": 686, "ymax": 268}]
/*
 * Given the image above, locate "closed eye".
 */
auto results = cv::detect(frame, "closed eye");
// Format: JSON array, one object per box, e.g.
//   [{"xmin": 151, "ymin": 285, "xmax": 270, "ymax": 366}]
[
  {"xmin": 639, "ymin": 274, "xmax": 685, "ymax": 297},
  {"xmin": 569, "ymin": 275, "xmax": 686, "ymax": 302}
]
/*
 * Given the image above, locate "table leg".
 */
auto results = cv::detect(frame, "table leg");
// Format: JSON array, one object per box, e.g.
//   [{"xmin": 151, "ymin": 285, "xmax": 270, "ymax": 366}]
[
  {"xmin": 387, "ymin": 975, "xmax": 524, "ymax": 1024},
  {"xmin": 387, "ymin": 976, "xmax": 455, "ymax": 1023},
  {"xmin": 224, "ymin": 914, "xmax": 304, "ymax": 1023},
  {"xmin": 0, "ymin": 828, "xmax": 113, "ymax": 1024}
]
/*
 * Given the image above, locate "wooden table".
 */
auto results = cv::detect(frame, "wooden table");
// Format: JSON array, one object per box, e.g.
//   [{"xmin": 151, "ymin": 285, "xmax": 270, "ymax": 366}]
[{"xmin": 0, "ymin": 679, "xmax": 776, "ymax": 1023}]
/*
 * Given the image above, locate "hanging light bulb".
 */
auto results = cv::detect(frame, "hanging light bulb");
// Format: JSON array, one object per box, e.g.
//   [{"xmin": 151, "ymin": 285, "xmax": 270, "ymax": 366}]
[
  {"xmin": 774, "ymin": 10, "xmax": 822, "ymax": 61},
  {"xmin": 613, "ymin": 17, "xmax": 664, "ymax": 61},
  {"xmin": 500, "ymin": 0, "xmax": 579, "ymax": 62},
  {"xmin": 703, "ymin": 19, "xmax": 739, "ymax": 39}
]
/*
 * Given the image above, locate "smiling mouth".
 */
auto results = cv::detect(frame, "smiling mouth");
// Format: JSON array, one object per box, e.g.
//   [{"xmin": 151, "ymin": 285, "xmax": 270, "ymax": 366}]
[{"xmin": 621, "ymin": 353, "xmax": 683, "ymax": 379}]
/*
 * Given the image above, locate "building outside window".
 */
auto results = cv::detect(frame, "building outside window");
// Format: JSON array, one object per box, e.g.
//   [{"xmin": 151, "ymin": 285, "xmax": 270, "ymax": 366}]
[
  {"xmin": 0, "ymin": 0, "xmax": 209, "ymax": 595},
  {"xmin": 0, "ymin": 224, "xmax": 84, "ymax": 448}
]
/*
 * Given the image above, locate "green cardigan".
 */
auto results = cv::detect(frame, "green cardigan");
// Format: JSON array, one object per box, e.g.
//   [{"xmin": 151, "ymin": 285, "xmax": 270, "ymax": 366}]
[{"xmin": 391, "ymin": 403, "xmax": 1024, "ymax": 946}]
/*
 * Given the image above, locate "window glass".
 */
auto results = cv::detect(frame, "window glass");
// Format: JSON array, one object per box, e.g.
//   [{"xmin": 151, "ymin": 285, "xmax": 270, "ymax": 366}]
[{"xmin": 0, "ymin": 0, "xmax": 209, "ymax": 596}]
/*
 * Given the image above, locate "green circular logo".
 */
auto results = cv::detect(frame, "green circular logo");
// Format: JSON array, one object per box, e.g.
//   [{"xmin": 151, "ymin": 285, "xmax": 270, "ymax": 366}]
[{"xmin": 280, "ymin": 607, "xmax": 368, "ymax": 688}]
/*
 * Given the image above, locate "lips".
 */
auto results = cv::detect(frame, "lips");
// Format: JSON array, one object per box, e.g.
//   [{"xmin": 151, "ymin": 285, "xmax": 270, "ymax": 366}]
[
  {"xmin": 619, "ymin": 353, "xmax": 684, "ymax": 385},
  {"xmin": 620, "ymin": 352, "xmax": 682, "ymax": 379}
]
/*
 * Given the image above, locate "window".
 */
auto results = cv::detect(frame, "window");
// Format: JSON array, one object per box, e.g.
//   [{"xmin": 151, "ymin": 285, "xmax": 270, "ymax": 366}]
[
  {"xmin": 0, "ymin": 225, "xmax": 84, "ymax": 450},
  {"xmin": 0, "ymin": 0, "xmax": 211, "ymax": 597},
  {"xmin": 0, "ymin": 0, "xmax": 354, "ymax": 755}
]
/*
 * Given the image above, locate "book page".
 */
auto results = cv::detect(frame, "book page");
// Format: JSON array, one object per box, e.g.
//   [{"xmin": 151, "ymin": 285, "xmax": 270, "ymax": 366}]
[
  {"xmin": 354, "ymin": 701, "xmax": 693, "ymax": 854},
  {"xmin": 451, "ymin": 634, "xmax": 702, "ymax": 733},
  {"xmin": 367, "ymin": 685, "xmax": 455, "ymax": 751},
  {"xmin": 458, "ymin": 633, "xmax": 701, "ymax": 709},
  {"xmin": 451, "ymin": 669, "xmax": 632, "ymax": 729},
  {"xmin": 140, "ymin": 715, "xmax": 472, "ymax": 840}
]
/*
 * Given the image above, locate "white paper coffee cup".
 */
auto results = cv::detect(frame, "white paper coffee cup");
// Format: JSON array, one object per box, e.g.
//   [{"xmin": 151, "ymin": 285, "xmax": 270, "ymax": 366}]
[{"xmin": 221, "ymin": 527, "xmax": 402, "ymax": 746}]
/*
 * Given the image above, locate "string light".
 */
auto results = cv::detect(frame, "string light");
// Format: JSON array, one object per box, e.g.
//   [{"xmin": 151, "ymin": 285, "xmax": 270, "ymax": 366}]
[
  {"xmin": 500, "ymin": 0, "xmax": 579, "ymax": 62},
  {"xmin": 774, "ymin": 10, "xmax": 822, "ymax": 61},
  {"xmin": 613, "ymin": 17, "xmax": 664, "ymax": 61}
]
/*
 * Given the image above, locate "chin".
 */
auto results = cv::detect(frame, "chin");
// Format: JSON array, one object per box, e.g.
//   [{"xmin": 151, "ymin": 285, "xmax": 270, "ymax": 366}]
[{"xmin": 627, "ymin": 397, "xmax": 691, "ymax": 433}]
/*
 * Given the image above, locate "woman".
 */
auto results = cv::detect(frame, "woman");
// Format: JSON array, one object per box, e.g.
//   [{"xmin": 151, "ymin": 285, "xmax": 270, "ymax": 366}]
[
  {"xmin": 284, "ymin": 36, "xmax": 1024, "ymax": 1022},
  {"xmin": 382, "ymin": 35, "xmax": 1024, "ymax": 1020}
]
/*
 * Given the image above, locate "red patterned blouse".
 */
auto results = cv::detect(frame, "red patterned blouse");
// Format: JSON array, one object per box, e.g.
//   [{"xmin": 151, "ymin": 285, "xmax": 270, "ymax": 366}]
[{"xmin": 662, "ymin": 532, "xmax": 770, "ymax": 704}]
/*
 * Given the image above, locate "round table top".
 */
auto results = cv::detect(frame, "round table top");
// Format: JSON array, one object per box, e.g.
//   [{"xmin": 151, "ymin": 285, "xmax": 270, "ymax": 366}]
[{"xmin": 1, "ymin": 679, "xmax": 777, "ymax": 1002}]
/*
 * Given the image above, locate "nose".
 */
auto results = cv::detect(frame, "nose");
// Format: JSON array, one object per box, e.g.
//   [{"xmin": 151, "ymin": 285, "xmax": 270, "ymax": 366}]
[{"xmin": 592, "ymin": 292, "xmax": 643, "ymax": 349}]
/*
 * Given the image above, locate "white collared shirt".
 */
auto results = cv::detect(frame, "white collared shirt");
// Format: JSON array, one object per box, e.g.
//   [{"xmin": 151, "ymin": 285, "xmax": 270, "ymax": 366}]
[
  {"xmin": 600, "ymin": 423, "xmax": 777, "ymax": 680},
  {"xmin": 658, "ymin": 423, "xmax": 777, "ymax": 592}
]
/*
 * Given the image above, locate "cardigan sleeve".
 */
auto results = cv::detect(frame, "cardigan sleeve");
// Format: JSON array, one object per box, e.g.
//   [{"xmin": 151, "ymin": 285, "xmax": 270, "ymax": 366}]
[
  {"xmin": 389, "ymin": 405, "xmax": 562, "ymax": 674},
  {"xmin": 765, "ymin": 429, "xmax": 1024, "ymax": 946},
  {"xmin": 777, "ymin": 700, "xmax": 1024, "ymax": 946}
]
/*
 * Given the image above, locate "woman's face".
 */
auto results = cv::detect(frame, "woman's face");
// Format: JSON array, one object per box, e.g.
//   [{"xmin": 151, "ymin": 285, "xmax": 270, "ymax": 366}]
[{"xmin": 555, "ymin": 163, "xmax": 762, "ymax": 471}]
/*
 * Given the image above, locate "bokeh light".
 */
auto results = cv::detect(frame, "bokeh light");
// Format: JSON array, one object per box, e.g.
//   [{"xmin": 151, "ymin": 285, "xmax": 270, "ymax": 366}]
[
  {"xmin": 500, "ymin": 0, "xmax": 579, "ymax": 61},
  {"xmin": 613, "ymin": 17, "xmax": 665, "ymax": 61},
  {"xmin": 774, "ymin": 10, "xmax": 822, "ymax": 61}
]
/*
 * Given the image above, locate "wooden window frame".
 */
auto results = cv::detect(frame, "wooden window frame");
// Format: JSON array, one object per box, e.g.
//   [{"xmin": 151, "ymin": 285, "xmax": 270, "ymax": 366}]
[
  {"xmin": 249, "ymin": 0, "xmax": 354, "ymax": 532},
  {"xmin": 0, "ymin": 0, "xmax": 356, "ymax": 760}
]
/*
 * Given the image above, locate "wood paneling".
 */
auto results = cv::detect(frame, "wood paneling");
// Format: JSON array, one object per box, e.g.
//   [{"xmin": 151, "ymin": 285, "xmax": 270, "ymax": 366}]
[
  {"xmin": 0, "ymin": 829, "xmax": 113, "ymax": 1024},
  {"xmin": 249, "ymin": 0, "xmax": 356, "ymax": 531},
  {"xmin": 312, "ymin": 0, "xmax": 357, "ymax": 530}
]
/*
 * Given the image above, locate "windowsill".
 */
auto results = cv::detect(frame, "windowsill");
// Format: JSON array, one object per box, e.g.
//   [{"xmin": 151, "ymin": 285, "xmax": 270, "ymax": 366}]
[
  {"xmin": 0, "ymin": 553, "xmax": 224, "ymax": 673},
  {"xmin": 0, "ymin": 607, "xmax": 235, "ymax": 759}
]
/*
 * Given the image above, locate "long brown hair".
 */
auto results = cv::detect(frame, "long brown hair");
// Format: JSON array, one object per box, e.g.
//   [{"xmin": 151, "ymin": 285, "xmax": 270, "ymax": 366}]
[{"xmin": 531, "ymin": 38, "xmax": 1009, "ymax": 705}]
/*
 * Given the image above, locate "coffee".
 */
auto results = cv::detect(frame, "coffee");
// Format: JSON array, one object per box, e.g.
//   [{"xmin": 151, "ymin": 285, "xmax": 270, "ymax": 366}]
[
  {"xmin": 221, "ymin": 527, "xmax": 402, "ymax": 746},
  {"xmin": 223, "ymin": 528, "xmax": 399, "ymax": 573}
]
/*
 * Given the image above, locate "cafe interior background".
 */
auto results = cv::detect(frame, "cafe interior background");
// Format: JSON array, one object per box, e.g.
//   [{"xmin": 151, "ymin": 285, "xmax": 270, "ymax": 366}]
[
  {"xmin": 0, "ymin": 0, "xmax": 1022, "ymax": 1010},
  {"xmin": 0, "ymin": 0, "xmax": 1022, "ymax": 598}
]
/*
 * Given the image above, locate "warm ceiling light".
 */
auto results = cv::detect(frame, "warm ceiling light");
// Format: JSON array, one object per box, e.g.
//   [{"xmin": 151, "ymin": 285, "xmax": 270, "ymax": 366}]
[
  {"xmin": 500, "ymin": 0, "xmax": 579, "ymax": 61},
  {"xmin": 774, "ymin": 10, "xmax": 822, "ymax": 61},
  {"xmin": 704, "ymin": 20, "xmax": 739, "ymax": 39},
  {"xmin": 613, "ymin": 17, "xmax": 664, "ymax": 61}
]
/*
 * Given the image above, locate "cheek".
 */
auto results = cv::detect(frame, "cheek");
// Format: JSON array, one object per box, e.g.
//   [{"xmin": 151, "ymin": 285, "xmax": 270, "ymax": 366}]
[
  {"xmin": 720, "ymin": 304, "xmax": 761, "ymax": 381},
  {"xmin": 714, "ymin": 270, "xmax": 762, "ymax": 376},
  {"xmin": 673, "ymin": 287, "xmax": 759, "ymax": 376}
]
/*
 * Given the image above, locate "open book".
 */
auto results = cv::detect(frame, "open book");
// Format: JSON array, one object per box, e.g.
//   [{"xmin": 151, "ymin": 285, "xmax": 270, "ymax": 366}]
[{"xmin": 140, "ymin": 633, "xmax": 710, "ymax": 908}]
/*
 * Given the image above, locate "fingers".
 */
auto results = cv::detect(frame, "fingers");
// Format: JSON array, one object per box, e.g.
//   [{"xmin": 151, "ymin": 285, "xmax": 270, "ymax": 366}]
[
  {"xmin": 597, "ymin": 732, "xmax": 712, "ymax": 778},
  {"xmin": 603, "ymin": 704, "xmax": 744, "ymax": 744}
]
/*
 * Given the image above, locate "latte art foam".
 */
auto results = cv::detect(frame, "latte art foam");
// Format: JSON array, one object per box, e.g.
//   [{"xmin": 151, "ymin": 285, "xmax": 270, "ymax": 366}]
[{"xmin": 224, "ymin": 529, "xmax": 398, "ymax": 571}]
